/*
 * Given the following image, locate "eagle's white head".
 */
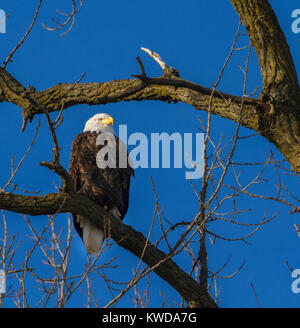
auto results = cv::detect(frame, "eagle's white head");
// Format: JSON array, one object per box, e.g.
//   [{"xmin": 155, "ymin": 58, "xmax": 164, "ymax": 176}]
[{"xmin": 83, "ymin": 113, "xmax": 114, "ymax": 133}]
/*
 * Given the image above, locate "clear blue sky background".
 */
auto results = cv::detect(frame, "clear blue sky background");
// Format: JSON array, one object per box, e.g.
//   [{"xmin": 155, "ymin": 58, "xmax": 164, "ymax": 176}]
[{"xmin": 0, "ymin": 0, "xmax": 300, "ymax": 308}]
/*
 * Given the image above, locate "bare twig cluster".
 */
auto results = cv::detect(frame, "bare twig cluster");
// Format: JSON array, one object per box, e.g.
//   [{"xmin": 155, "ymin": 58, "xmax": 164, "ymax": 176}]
[{"xmin": 42, "ymin": 0, "xmax": 83, "ymax": 36}]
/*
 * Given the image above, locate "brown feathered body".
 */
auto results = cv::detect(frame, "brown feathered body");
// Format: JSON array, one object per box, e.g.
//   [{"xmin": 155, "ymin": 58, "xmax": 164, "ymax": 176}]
[{"xmin": 69, "ymin": 131, "xmax": 134, "ymax": 254}]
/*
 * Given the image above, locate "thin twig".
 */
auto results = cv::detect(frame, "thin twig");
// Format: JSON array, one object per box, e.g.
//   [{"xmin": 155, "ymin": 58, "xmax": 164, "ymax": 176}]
[{"xmin": 3, "ymin": 0, "xmax": 43, "ymax": 68}]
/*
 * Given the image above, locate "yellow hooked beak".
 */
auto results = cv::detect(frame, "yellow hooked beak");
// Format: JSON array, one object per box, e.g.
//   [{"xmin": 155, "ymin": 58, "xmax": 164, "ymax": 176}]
[{"xmin": 100, "ymin": 116, "xmax": 114, "ymax": 125}]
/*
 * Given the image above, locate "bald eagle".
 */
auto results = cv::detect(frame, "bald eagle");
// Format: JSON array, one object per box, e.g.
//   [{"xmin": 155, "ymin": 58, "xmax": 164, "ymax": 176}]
[{"xmin": 69, "ymin": 113, "xmax": 134, "ymax": 255}]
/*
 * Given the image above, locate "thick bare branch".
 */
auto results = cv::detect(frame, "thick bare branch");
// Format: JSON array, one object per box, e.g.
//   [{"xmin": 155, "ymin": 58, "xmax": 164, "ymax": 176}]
[
  {"xmin": 0, "ymin": 66, "xmax": 266, "ymax": 132},
  {"xmin": 0, "ymin": 190, "xmax": 217, "ymax": 308},
  {"xmin": 0, "ymin": 44, "xmax": 299, "ymax": 173},
  {"xmin": 230, "ymin": 0, "xmax": 299, "ymax": 101}
]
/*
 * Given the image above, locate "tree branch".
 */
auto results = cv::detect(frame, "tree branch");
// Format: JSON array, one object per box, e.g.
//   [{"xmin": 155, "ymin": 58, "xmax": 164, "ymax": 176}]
[
  {"xmin": 3, "ymin": 0, "xmax": 43, "ymax": 69},
  {"xmin": 0, "ymin": 65, "xmax": 266, "ymax": 132},
  {"xmin": 0, "ymin": 190, "xmax": 217, "ymax": 308},
  {"xmin": 1, "ymin": 42, "xmax": 299, "ymax": 173},
  {"xmin": 230, "ymin": 0, "xmax": 299, "ymax": 101}
]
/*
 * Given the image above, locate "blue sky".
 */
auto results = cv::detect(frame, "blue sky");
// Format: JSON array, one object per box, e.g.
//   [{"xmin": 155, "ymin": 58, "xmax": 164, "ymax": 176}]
[{"xmin": 0, "ymin": 0, "xmax": 300, "ymax": 308}]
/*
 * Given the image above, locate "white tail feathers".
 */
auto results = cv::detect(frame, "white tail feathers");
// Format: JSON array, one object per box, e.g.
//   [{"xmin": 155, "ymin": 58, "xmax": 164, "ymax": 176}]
[
  {"xmin": 77, "ymin": 215, "xmax": 104, "ymax": 256},
  {"xmin": 77, "ymin": 208, "xmax": 121, "ymax": 256}
]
